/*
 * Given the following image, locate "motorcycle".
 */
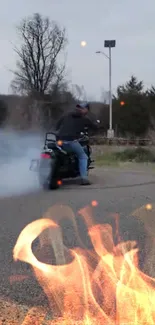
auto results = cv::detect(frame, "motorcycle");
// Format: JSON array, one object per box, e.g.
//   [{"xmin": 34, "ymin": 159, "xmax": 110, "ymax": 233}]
[{"xmin": 30, "ymin": 129, "xmax": 94, "ymax": 190}]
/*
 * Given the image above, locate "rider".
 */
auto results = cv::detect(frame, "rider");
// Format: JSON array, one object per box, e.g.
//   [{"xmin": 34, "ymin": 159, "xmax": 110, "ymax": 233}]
[{"xmin": 56, "ymin": 102, "xmax": 100, "ymax": 185}]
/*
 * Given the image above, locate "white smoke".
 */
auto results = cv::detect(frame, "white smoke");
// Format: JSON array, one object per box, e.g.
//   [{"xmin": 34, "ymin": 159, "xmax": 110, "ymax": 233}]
[{"xmin": 0, "ymin": 129, "xmax": 44, "ymax": 197}]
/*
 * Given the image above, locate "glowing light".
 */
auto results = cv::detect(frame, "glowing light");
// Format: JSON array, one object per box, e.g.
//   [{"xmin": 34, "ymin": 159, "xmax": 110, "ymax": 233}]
[
  {"xmin": 57, "ymin": 140, "xmax": 63, "ymax": 146},
  {"xmin": 91, "ymin": 200, "xmax": 98, "ymax": 207},
  {"xmin": 57, "ymin": 180, "xmax": 62, "ymax": 186},
  {"xmin": 146, "ymin": 204, "xmax": 152, "ymax": 211},
  {"xmin": 81, "ymin": 41, "xmax": 87, "ymax": 47}
]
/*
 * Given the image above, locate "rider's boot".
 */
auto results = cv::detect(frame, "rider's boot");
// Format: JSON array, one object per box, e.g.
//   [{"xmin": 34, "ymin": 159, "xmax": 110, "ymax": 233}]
[{"xmin": 80, "ymin": 178, "xmax": 92, "ymax": 185}]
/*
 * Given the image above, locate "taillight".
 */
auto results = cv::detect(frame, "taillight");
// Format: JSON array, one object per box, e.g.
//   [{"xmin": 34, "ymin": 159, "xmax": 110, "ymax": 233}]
[{"xmin": 40, "ymin": 153, "xmax": 51, "ymax": 159}]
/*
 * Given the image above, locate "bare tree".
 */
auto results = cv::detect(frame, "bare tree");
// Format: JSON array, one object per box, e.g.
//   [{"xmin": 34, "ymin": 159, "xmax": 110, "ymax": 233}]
[
  {"xmin": 71, "ymin": 84, "xmax": 87, "ymax": 102},
  {"xmin": 100, "ymin": 88, "xmax": 109, "ymax": 104},
  {"xmin": 11, "ymin": 13, "xmax": 67, "ymax": 95}
]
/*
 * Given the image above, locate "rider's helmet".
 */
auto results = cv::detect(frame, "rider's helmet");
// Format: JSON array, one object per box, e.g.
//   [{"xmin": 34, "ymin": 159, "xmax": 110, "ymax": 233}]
[{"xmin": 76, "ymin": 102, "xmax": 90, "ymax": 110}]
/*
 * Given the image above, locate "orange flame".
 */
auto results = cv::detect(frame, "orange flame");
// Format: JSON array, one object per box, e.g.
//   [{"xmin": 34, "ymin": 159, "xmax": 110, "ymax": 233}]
[{"xmin": 13, "ymin": 204, "xmax": 155, "ymax": 324}]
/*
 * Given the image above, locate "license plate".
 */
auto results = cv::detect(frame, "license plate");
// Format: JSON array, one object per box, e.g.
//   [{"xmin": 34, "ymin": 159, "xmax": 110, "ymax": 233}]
[{"xmin": 29, "ymin": 159, "xmax": 39, "ymax": 171}]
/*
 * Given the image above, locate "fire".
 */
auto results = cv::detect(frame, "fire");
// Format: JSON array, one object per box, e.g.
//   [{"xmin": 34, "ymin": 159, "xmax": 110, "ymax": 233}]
[{"xmin": 13, "ymin": 204, "xmax": 155, "ymax": 324}]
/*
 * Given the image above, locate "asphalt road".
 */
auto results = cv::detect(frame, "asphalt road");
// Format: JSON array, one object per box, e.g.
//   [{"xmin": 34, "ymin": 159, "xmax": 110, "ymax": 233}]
[{"xmin": 1, "ymin": 166, "xmax": 155, "ymax": 309}]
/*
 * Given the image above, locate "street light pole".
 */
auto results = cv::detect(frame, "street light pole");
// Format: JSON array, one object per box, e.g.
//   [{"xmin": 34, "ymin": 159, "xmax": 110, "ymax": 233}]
[
  {"xmin": 109, "ymin": 46, "xmax": 112, "ymax": 131},
  {"xmin": 96, "ymin": 40, "xmax": 116, "ymax": 139}
]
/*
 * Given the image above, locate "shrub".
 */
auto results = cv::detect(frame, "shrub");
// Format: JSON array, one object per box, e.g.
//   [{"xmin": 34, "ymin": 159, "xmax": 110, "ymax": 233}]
[
  {"xmin": 113, "ymin": 147, "xmax": 155, "ymax": 162},
  {"xmin": 0, "ymin": 99, "xmax": 8, "ymax": 126}
]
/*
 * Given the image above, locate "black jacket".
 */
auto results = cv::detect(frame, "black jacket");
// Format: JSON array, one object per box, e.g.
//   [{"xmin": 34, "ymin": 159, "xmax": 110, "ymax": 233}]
[{"xmin": 56, "ymin": 111, "xmax": 99, "ymax": 141}]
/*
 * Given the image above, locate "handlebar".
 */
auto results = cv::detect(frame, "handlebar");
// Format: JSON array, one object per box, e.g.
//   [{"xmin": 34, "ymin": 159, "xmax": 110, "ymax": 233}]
[
  {"xmin": 78, "ymin": 132, "xmax": 89, "ymax": 143},
  {"xmin": 80, "ymin": 131, "xmax": 88, "ymax": 136}
]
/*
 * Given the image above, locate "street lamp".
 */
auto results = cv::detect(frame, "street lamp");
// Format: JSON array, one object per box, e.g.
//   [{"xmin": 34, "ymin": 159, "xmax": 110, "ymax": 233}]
[{"xmin": 96, "ymin": 40, "xmax": 116, "ymax": 138}]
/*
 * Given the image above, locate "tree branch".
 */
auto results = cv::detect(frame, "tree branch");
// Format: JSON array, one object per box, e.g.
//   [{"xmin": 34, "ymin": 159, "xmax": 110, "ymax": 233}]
[{"xmin": 11, "ymin": 13, "xmax": 67, "ymax": 96}]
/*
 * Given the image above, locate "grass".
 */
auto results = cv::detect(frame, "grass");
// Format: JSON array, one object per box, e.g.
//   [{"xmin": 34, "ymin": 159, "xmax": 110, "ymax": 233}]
[
  {"xmin": 95, "ymin": 152, "xmax": 120, "ymax": 166},
  {"xmin": 95, "ymin": 147, "xmax": 155, "ymax": 167}
]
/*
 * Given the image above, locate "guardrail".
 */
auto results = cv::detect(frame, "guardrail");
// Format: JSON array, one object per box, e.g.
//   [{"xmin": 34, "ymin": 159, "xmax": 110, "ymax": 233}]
[{"xmin": 90, "ymin": 137, "xmax": 153, "ymax": 146}]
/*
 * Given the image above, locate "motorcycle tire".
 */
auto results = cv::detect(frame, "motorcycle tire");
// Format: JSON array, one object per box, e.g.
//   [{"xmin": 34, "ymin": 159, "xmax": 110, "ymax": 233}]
[
  {"xmin": 39, "ymin": 159, "xmax": 59, "ymax": 190},
  {"xmin": 39, "ymin": 173, "xmax": 59, "ymax": 190}
]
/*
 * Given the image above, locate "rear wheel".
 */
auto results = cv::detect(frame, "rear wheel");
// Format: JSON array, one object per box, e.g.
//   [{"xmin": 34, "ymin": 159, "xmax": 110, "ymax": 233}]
[
  {"xmin": 39, "ymin": 173, "xmax": 59, "ymax": 190},
  {"xmin": 49, "ymin": 178, "xmax": 59, "ymax": 190},
  {"xmin": 39, "ymin": 158, "xmax": 59, "ymax": 190}
]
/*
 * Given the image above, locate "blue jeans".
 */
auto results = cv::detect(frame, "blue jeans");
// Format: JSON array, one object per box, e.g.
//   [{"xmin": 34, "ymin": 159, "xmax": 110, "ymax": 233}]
[{"xmin": 63, "ymin": 140, "xmax": 88, "ymax": 178}]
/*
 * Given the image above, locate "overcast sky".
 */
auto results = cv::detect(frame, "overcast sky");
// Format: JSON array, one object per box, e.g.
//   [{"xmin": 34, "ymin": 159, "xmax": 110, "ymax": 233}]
[{"xmin": 0, "ymin": 0, "xmax": 155, "ymax": 100}]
